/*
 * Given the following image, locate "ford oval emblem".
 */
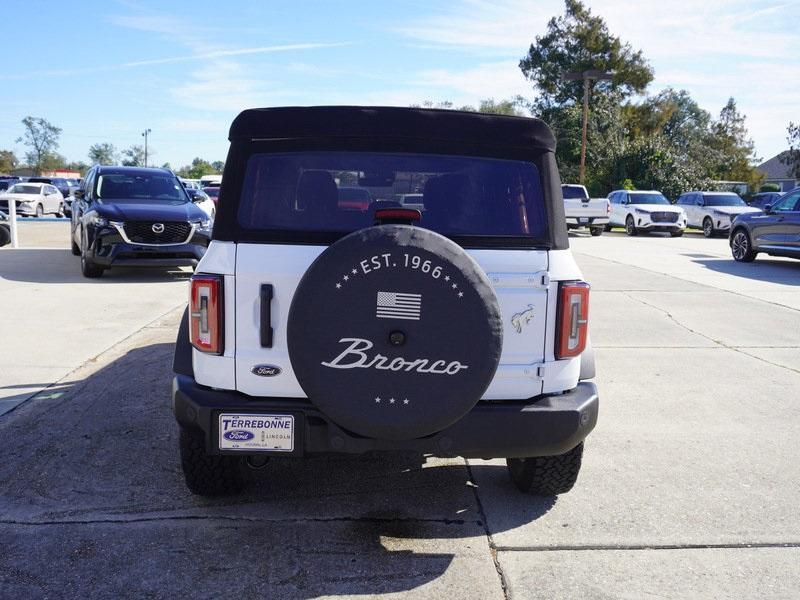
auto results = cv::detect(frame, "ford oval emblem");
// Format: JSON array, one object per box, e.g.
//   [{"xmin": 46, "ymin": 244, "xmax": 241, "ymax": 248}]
[
  {"xmin": 252, "ymin": 364, "xmax": 281, "ymax": 377},
  {"xmin": 223, "ymin": 430, "xmax": 254, "ymax": 441}
]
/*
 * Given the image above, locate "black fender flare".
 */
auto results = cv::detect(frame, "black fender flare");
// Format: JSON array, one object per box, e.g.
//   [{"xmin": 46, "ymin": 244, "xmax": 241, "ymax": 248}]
[{"xmin": 173, "ymin": 306, "xmax": 194, "ymax": 378}]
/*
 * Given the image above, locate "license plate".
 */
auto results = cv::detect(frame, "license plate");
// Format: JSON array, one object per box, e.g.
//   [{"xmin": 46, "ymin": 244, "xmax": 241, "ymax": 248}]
[
  {"xmin": 579, "ymin": 218, "xmax": 589, "ymax": 224},
  {"xmin": 218, "ymin": 414, "xmax": 294, "ymax": 452}
]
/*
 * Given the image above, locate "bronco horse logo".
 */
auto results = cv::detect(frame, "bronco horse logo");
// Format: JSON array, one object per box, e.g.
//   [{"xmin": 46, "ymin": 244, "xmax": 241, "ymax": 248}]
[{"xmin": 511, "ymin": 304, "xmax": 535, "ymax": 334}]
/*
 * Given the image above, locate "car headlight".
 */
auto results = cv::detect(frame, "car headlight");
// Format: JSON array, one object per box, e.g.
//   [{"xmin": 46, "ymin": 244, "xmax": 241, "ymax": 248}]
[
  {"xmin": 91, "ymin": 215, "xmax": 108, "ymax": 227},
  {"xmin": 192, "ymin": 219, "xmax": 212, "ymax": 232},
  {"xmin": 712, "ymin": 210, "xmax": 728, "ymax": 217},
  {"xmin": 634, "ymin": 208, "xmax": 649, "ymax": 215}
]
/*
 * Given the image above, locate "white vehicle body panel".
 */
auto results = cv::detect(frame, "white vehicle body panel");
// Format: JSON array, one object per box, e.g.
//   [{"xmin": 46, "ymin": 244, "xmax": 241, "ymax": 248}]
[
  {"xmin": 192, "ymin": 241, "xmax": 586, "ymax": 401},
  {"xmin": 683, "ymin": 195, "xmax": 761, "ymax": 230},
  {"xmin": 2, "ymin": 183, "xmax": 63, "ymax": 216},
  {"xmin": 562, "ymin": 184, "xmax": 609, "ymax": 226}
]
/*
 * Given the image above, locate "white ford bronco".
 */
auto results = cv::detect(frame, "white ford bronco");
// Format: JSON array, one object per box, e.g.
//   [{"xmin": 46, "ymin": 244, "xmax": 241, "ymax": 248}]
[{"xmin": 171, "ymin": 106, "xmax": 599, "ymax": 496}]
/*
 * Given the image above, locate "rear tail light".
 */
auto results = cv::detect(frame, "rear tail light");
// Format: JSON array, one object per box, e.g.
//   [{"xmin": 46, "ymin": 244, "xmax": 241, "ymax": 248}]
[
  {"xmin": 607, "ymin": 201, "xmax": 612, "ymax": 214},
  {"xmin": 190, "ymin": 274, "xmax": 224, "ymax": 354},
  {"xmin": 556, "ymin": 281, "xmax": 590, "ymax": 359}
]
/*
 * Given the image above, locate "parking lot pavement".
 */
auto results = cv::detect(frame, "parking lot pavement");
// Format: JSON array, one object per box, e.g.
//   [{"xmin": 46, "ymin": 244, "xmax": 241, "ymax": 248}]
[
  {"xmin": 0, "ymin": 221, "xmax": 190, "ymax": 415},
  {"xmin": 1, "ymin": 228, "xmax": 799, "ymax": 598}
]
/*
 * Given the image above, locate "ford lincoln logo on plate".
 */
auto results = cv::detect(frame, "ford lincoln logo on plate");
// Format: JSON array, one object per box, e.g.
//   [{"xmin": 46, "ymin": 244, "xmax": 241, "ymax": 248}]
[
  {"xmin": 223, "ymin": 430, "xmax": 254, "ymax": 441},
  {"xmin": 252, "ymin": 365, "xmax": 281, "ymax": 377}
]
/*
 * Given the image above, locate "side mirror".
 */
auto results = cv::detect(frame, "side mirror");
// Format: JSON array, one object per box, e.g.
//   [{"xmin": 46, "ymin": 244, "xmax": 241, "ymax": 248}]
[
  {"xmin": 764, "ymin": 204, "xmax": 772, "ymax": 213},
  {"xmin": 73, "ymin": 189, "xmax": 85, "ymax": 200}
]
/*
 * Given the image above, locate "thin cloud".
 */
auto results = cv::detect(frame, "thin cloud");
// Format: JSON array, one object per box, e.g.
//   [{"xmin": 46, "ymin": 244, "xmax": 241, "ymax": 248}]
[{"xmin": 0, "ymin": 42, "xmax": 350, "ymax": 80}]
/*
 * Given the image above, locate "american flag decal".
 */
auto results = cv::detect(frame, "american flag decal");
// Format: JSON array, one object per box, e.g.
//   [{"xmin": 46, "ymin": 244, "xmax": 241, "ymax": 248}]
[{"xmin": 376, "ymin": 291, "xmax": 422, "ymax": 321}]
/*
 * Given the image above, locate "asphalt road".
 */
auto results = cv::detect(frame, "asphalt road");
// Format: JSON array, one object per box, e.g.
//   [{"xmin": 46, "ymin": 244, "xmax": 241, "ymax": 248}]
[{"xmin": 1, "ymin": 225, "xmax": 799, "ymax": 598}]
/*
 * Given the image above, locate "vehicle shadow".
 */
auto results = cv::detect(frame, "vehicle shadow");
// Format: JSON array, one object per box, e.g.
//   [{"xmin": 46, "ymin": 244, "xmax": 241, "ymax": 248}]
[
  {"xmin": 0, "ymin": 248, "xmax": 191, "ymax": 283},
  {"xmin": 692, "ymin": 257, "xmax": 800, "ymax": 286},
  {"xmin": 0, "ymin": 341, "xmax": 556, "ymax": 598}
]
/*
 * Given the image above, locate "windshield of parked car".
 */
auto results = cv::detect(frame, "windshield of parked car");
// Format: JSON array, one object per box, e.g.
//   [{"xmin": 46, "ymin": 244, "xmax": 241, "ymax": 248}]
[
  {"xmin": 95, "ymin": 172, "xmax": 188, "ymax": 204},
  {"xmin": 237, "ymin": 151, "xmax": 547, "ymax": 239},
  {"xmin": 704, "ymin": 193, "xmax": 745, "ymax": 206},
  {"xmin": 9, "ymin": 184, "xmax": 40, "ymax": 195},
  {"xmin": 629, "ymin": 193, "xmax": 670, "ymax": 205},
  {"xmin": 561, "ymin": 186, "xmax": 588, "ymax": 199}
]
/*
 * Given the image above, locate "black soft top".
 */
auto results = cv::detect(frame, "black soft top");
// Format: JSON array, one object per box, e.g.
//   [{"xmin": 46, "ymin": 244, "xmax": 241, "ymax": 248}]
[{"xmin": 229, "ymin": 106, "xmax": 556, "ymax": 153}]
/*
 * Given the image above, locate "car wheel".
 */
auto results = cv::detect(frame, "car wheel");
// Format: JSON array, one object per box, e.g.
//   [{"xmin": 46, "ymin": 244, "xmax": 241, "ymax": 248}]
[
  {"xmin": 604, "ymin": 224, "xmax": 612, "ymax": 232},
  {"xmin": 702, "ymin": 217, "xmax": 715, "ymax": 238},
  {"xmin": 507, "ymin": 443, "xmax": 584, "ymax": 495},
  {"xmin": 731, "ymin": 229, "xmax": 757, "ymax": 262},
  {"xmin": 35, "ymin": 204, "xmax": 44, "ymax": 218},
  {"xmin": 0, "ymin": 225, "xmax": 10, "ymax": 247},
  {"xmin": 179, "ymin": 425, "xmax": 244, "ymax": 496},
  {"xmin": 71, "ymin": 236, "xmax": 81, "ymax": 256},
  {"xmin": 80, "ymin": 230, "xmax": 104, "ymax": 278},
  {"xmin": 625, "ymin": 215, "xmax": 638, "ymax": 236},
  {"xmin": 590, "ymin": 227, "xmax": 603, "ymax": 236}
]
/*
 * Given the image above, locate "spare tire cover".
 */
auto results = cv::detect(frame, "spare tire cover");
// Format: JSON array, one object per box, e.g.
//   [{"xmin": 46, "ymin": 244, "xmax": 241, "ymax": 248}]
[{"xmin": 287, "ymin": 225, "xmax": 503, "ymax": 440}]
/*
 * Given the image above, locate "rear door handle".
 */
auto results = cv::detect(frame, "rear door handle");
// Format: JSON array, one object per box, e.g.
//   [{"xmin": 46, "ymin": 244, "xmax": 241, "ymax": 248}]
[{"xmin": 260, "ymin": 284, "xmax": 273, "ymax": 348}]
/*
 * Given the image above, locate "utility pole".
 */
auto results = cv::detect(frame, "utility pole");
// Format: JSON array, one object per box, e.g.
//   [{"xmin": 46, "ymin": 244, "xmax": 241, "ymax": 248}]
[
  {"xmin": 563, "ymin": 70, "xmax": 615, "ymax": 184},
  {"xmin": 141, "ymin": 128, "xmax": 151, "ymax": 167}
]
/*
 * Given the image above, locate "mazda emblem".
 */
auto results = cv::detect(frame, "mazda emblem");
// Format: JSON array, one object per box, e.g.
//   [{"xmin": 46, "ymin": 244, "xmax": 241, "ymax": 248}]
[{"xmin": 152, "ymin": 223, "xmax": 165, "ymax": 234}]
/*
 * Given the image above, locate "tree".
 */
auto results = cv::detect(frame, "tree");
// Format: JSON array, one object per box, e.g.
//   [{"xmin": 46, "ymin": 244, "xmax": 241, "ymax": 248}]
[
  {"xmin": 176, "ymin": 157, "xmax": 218, "ymax": 179},
  {"xmin": 0, "ymin": 150, "xmax": 18, "ymax": 173},
  {"xmin": 121, "ymin": 145, "xmax": 146, "ymax": 167},
  {"xmin": 88, "ymin": 143, "xmax": 118, "ymax": 165},
  {"xmin": 782, "ymin": 122, "xmax": 800, "ymax": 179},
  {"xmin": 710, "ymin": 98, "xmax": 762, "ymax": 189},
  {"xmin": 211, "ymin": 160, "xmax": 225, "ymax": 173},
  {"xmin": 519, "ymin": 0, "xmax": 653, "ymax": 109},
  {"xmin": 16, "ymin": 116, "xmax": 62, "ymax": 175},
  {"xmin": 66, "ymin": 161, "xmax": 90, "ymax": 175}
]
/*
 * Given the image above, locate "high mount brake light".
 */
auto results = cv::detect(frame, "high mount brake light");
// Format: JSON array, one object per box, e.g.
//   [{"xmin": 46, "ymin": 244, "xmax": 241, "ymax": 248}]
[
  {"xmin": 374, "ymin": 208, "xmax": 422, "ymax": 224},
  {"xmin": 190, "ymin": 274, "xmax": 224, "ymax": 355},
  {"xmin": 556, "ymin": 281, "xmax": 590, "ymax": 359}
]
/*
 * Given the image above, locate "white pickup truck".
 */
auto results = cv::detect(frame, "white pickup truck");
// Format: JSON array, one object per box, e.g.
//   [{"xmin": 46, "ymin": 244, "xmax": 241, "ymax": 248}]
[{"xmin": 562, "ymin": 184, "xmax": 610, "ymax": 236}]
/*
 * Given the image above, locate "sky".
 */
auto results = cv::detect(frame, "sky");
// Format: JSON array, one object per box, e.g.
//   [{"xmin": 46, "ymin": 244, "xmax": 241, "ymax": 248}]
[{"xmin": 1, "ymin": 0, "xmax": 798, "ymax": 169}]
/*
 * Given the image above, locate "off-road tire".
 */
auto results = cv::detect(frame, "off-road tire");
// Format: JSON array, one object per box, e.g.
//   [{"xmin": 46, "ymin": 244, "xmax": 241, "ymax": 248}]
[
  {"xmin": 625, "ymin": 215, "xmax": 638, "ymax": 236},
  {"xmin": 179, "ymin": 426, "xmax": 245, "ymax": 496},
  {"xmin": 590, "ymin": 227, "xmax": 603, "ymax": 237},
  {"xmin": 506, "ymin": 443, "xmax": 584, "ymax": 495}
]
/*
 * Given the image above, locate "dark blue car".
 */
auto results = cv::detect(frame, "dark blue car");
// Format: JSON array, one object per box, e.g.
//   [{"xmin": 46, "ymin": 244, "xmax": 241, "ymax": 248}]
[
  {"xmin": 730, "ymin": 188, "xmax": 800, "ymax": 262},
  {"xmin": 749, "ymin": 191, "xmax": 783, "ymax": 210}
]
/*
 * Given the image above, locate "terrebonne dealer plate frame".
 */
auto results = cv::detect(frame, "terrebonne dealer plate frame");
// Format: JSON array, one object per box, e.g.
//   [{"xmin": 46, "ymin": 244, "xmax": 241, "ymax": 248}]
[{"xmin": 218, "ymin": 413, "xmax": 295, "ymax": 453}]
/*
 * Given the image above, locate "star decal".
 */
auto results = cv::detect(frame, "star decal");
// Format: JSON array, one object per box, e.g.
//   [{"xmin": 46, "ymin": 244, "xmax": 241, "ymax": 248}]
[
  {"xmin": 375, "ymin": 397, "xmax": 381, "ymax": 403},
  {"xmin": 444, "ymin": 275, "xmax": 451, "ymax": 282},
  {"xmin": 335, "ymin": 283, "xmax": 342, "ymax": 289},
  {"xmin": 403, "ymin": 398, "xmax": 409, "ymax": 405},
  {"xmin": 451, "ymin": 283, "xmax": 458, "ymax": 289},
  {"xmin": 351, "ymin": 268, "xmax": 358, "ymax": 275},
  {"xmin": 458, "ymin": 291, "xmax": 463, "ymax": 298},
  {"xmin": 389, "ymin": 398, "xmax": 396, "ymax": 404},
  {"xmin": 343, "ymin": 275, "xmax": 349, "ymax": 281}
]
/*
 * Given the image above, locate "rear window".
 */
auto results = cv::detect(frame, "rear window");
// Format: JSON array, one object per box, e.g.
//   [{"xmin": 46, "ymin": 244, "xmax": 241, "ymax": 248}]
[
  {"xmin": 237, "ymin": 151, "xmax": 546, "ymax": 239},
  {"xmin": 561, "ymin": 185, "xmax": 587, "ymax": 199}
]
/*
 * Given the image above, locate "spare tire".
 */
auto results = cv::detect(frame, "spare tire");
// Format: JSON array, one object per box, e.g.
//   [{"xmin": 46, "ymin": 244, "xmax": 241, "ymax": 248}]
[{"xmin": 288, "ymin": 224, "xmax": 502, "ymax": 441}]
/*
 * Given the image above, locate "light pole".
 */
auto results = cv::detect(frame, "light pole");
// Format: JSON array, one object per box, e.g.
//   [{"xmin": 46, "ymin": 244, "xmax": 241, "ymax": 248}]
[
  {"xmin": 563, "ymin": 69, "xmax": 615, "ymax": 184},
  {"xmin": 141, "ymin": 128, "xmax": 151, "ymax": 167}
]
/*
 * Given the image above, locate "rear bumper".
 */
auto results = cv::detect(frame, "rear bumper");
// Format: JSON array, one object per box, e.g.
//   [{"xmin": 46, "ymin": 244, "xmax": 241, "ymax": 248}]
[
  {"xmin": 566, "ymin": 216, "xmax": 609, "ymax": 226},
  {"xmin": 171, "ymin": 375, "xmax": 599, "ymax": 459}
]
